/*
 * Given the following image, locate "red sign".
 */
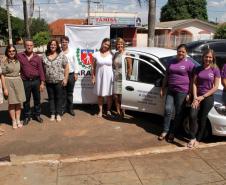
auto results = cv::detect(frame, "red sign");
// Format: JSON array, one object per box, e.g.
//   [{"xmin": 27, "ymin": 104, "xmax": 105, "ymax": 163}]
[{"xmin": 95, "ymin": 17, "xmax": 117, "ymax": 24}]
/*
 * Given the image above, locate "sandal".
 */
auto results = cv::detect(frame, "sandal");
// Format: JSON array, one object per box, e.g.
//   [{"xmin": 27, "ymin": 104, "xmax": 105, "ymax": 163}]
[
  {"xmin": 187, "ymin": 139, "xmax": 196, "ymax": 149},
  {"xmin": 97, "ymin": 112, "xmax": 102, "ymax": 118},
  {"xmin": 158, "ymin": 132, "xmax": 167, "ymax": 141},
  {"xmin": 12, "ymin": 120, "xmax": 17, "ymax": 129},
  {"xmin": 167, "ymin": 133, "xmax": 174, "ymax": 143},
  {"xmin": 17, "ymin": 120, "xmax": 23, "ymax": 128}
]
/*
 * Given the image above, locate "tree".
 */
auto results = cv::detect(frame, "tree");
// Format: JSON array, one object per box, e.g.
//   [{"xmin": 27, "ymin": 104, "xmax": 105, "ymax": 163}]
[
  {"xmin": 30, "ymin": 18, "xmax": 49, "ymax": 37},
  {"xmin": 214, "ymin": 24, "xmax": 226, "ymax": 39},
  {"xmin": 32, "ymin": 31, "xmax": 50, "ymax": 47},
  {"xmin": 137, "ymin": 0, "xmax": 156, "ymax": 47},
  {"xmin": 0, "ymin": 6, "xmax": 24, "ymax": 43},
  {"xmin": 160, "ymin": 0, "xmax": 208, "ymax": 22}
]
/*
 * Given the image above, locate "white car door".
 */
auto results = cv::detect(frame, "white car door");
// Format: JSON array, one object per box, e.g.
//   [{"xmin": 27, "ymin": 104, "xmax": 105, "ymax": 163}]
[{"xmin": 121, "ymin": 54, "xmax": 166, "ymax": 116}]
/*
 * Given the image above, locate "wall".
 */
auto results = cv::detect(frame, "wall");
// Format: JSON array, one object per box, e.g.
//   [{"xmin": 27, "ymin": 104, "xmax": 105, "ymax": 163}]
[{"xmin": 137, "ymin": 33, "xmax": 147, "ymax": 47}]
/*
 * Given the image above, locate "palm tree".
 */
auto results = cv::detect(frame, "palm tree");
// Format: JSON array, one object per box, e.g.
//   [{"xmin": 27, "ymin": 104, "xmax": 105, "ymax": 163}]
[
  {"xmin": 137, "ymin": 0, "xmax": 156, "ymax": 47},
  {"xmin": 22, "ymin": 0, "xmax": 34, "ymax": 38}
]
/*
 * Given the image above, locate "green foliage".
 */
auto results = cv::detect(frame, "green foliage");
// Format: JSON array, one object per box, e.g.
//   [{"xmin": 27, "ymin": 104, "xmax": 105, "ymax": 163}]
[
  {"xmin": 32, "ymin": 31, "xmax": 50, "ymax": 47},
  {"xmin": 11, "ymin": 16, "xmax": 24, "ymax": 40},
  {"xmin": 0, "ymin": 6, "xmax": 24, "ymax": 43},
  {"xmin": 214, "ymin": 24, "xmax": 226, "ymax": 39},
  {"xmin": 160, "ymin": 0, "xmax": 208, "ymax": 21},
  {"xmin": 30, "ymin": 18, "xmax": 49, "ymax": 37}
]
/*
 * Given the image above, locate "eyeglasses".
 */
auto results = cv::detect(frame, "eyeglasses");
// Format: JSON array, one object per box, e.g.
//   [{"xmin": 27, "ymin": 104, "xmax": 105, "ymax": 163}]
[{"xmin": 8, "ymin": 50, "xmax": 16, "ymax": 53}]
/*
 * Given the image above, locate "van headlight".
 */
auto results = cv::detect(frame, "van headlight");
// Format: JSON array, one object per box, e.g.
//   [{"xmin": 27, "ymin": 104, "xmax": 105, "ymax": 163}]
[{"xmin": 214, "ymin": 104, "xmax": 226, "ymax": 116}]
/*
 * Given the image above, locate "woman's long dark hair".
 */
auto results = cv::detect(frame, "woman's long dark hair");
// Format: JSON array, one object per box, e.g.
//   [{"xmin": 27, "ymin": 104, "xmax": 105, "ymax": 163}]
[
  {"xmin": 99, "ymin": 38, "xmax": 111, "ymax": 53},
  {"xmin": 45, "ymin": 39, "xmax": 61, "ymax": 56},
  {"xmin": 5, "ymin": 44, "xmax": 17, "ymax": 59}
]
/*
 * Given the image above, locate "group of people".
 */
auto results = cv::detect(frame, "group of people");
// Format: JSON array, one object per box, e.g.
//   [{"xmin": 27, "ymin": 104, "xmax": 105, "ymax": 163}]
[
  {"xmin": 91, "ymin": 37, "xmax": 132, "ymax": 118},
  {"xmin": 0, "ymin": 37, "xmax": 131, "ymax": 131},
  {"xmin": 158, "ymin": 44, "xmax": 226, "ymax": 149},
  {"xmin": 0, "ymin": 37, "xmax": 225, "ymax": 149},
  {"xmin": 0, "ymin": 36, "xmax": 78, "ymax": 132}
]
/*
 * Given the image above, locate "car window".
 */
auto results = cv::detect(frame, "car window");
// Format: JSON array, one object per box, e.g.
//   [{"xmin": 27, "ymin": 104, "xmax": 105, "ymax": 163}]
[
  {"xmin": 159, "ymin": 56, "xmax": 200, "ymax": 68},
  {"xmin": 139, "ymin": 55, "xmax": 163, "ymax": 72},
  {"xmin": 125, "ymin": 56, "xmax": 162, "ymax": 84},
  {"xmin": 209, "ymin": 42, "xmax": 226, "ymax": 52}
]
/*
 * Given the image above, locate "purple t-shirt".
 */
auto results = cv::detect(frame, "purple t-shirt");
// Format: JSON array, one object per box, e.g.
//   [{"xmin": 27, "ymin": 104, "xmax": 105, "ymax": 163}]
[
  {"xmin": 221, "ymin": 64, "xmax": 226, "ymax": 78},
  {"xmin": 195, "ymin": 66, "xmax": 220, "ymax": 96},
  {"xmin": 167, "ymin": 58, "xmax": 195, "ymax": 93}
]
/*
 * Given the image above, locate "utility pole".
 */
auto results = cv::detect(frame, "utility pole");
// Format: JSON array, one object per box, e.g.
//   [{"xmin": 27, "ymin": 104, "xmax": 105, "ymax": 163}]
[
  {"xmin": 38, "ymin": 6, "xmax": 40, "ymax": 19},
  {"xmin": 6, "ymin": 0, "xmax": 13, "ymax": 45},
  {"xmin": 23, "ymin": 0, "xmax": 31, "ymax": 39},
  {"xmin": 148, "ymin": 0, "xmax": 156, "ymax": 47},
  {"xmin": 87, "ymin": 0, "xmax": 90, "ymax": 24}
]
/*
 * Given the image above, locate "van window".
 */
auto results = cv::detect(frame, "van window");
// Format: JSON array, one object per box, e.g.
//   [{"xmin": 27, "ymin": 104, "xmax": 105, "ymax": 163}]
[
  {"xmin": 125, "ymin": 57, "xmax": 162, "ymax": 84},
  {"xmin": 209, "ymin": 42, "xmax": 226, "ymax": 52}
]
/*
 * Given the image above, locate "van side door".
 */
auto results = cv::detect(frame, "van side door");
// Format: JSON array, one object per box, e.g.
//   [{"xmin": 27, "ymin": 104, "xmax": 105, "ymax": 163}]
[{"xmin": 121, "ymin": 54, "xmax": 165, "ymax": 116}]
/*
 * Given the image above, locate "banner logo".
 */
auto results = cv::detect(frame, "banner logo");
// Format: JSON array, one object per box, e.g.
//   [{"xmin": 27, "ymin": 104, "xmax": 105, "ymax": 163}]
[{"xmin": 76, "ymin": 48, "xmax": 94, "ymax": 69}]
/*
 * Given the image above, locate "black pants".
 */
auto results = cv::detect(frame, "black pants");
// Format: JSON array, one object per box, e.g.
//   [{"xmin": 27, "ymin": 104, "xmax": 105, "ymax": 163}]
[
  {"xmin": 46, "ymin": 82, "xmax": 64, "ymax": 115},
  {"xmin": 23, "ymin": 79, "xmax": 41, "ymax": 118},
  {"xmin": 189, "ymin": 95, "xmax": 214, "ymax": 141},
  {"xmin": 62, "ymin": 73, "xmax": 75, "ymax": 112}
]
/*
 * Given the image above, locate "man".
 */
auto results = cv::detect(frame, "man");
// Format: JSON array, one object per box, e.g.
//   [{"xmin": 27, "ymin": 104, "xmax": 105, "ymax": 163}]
[
  {"xmin": 61, "ymin": 36, "xmax": 79, "ymax": 116},
  {"xmin": 17, "ymin": 39, "xmax": 45, "ymax": 125}
]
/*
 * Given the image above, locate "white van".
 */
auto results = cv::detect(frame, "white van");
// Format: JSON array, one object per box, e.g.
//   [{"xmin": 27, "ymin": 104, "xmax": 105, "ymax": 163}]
[{"xmin": 120, "ymin": 47, "xmax": 226, "ymax": 137}]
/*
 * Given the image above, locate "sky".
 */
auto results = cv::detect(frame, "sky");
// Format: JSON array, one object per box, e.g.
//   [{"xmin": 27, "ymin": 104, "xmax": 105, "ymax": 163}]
[{"xmin": 1, "ymin": 0, "xmax": 226, "ymax": 24}]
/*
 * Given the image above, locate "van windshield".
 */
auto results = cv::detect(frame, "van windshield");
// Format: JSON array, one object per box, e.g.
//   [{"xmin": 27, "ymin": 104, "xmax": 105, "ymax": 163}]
[{"xmin": 159, "ymin": 56, "xmax": 200, "ymax": 67}]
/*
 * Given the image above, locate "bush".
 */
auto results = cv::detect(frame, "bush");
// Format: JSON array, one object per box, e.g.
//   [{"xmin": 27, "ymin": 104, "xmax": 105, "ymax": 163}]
[{"xmin": 214, "ymin": 23, "xmax": 226, "ymax": 39}]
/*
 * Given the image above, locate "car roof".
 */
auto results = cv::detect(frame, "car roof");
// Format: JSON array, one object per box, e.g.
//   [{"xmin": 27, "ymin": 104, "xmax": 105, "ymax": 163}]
[
  {"xmin": 186, "ymin": 39, "xmax": 226, "ymax": 47},
  {"xmin": 126, "ymin": 47, "xmax": 177, "ymax": 58}
]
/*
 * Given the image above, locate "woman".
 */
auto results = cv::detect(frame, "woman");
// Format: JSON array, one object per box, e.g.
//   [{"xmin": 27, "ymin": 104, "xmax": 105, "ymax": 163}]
[
  {"xmin": 43, "ymin": 39, "xmax": 69, "ymax": 122},
  {"xmin": 159, "ymin": 44, "xmax": 195, "ymax": 142},
  {"xmin": 91, "ymin": 38, "xmax": 113, "ymax": 117},
  {"xmin": 113, "ymin": 37, "xmax": 132, "ymax": 118},
  {"xmin": 188, "ymin": 49, "xmax": 220, "ymax": 148},
  {"xmin": 221, "ymin": 63, "xmax": 226, "ymax": 106},
  {"xmin": 1, "ymin": 45, "xmax": 26, "ymax": 129},
  {"xmin": 0, "ymin": 66, "xmax": 5, "ymax": 135}
]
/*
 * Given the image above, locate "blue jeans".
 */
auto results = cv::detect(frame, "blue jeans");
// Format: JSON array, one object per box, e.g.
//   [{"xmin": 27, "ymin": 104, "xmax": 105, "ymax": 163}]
[
  {"xmin": 189, "ymin": 95, "xmax": 214, "ymax": 141},
  {"xmin": 163, "ymin": 90, "xmax": 187, "ymax": 134}
]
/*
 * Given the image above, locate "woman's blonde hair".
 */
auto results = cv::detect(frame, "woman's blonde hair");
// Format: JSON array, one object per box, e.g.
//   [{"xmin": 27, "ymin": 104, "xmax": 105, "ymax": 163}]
[
  {"xmin": 116, "ymin": 37, "xmax": 125, "ymax": 50},
  {"xmin": 202, "ymin": 48, "xmax": 217, "ymax": 68}
]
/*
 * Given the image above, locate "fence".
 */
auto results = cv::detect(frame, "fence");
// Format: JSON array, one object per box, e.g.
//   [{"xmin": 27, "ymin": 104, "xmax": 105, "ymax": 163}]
[{"xmin": 154, "ymin": 34, "xmax": 193, "ymax": 49}]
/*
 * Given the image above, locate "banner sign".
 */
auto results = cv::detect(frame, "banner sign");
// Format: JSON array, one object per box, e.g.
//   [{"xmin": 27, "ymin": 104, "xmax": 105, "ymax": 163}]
[{"xmin": 65, "ymin": 25, "xmax": 110, "ymax": 103}]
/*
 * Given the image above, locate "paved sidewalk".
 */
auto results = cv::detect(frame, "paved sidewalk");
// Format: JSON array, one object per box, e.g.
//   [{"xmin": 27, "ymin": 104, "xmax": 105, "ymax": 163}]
[{"xmin": 1, "ymin": 145, "xmax": 226, "ymax": 185}]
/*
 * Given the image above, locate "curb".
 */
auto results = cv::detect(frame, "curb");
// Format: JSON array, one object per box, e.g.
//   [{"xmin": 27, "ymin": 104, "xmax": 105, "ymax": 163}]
[{"xmin": 0, "ymin": 141, "xmax": 225, "ymax": 166}]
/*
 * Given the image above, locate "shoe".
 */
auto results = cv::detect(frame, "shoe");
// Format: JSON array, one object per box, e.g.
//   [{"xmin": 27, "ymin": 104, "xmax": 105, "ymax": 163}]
[
  {"xmin": 50, "ymin": 115, "xmax": 55, "ymax": 121},
  {"xmin": 68, "ymin": 109, "xmax": 75, "ymax": 116},
  {"xmin": 107, "ymin": 111, "xmax": 112, "ymax": 116},
  {"xmin": 17, "ymin": 120, "xmax": 23, "ymax": 128},
  {"xmin": 12, "ymin": 120, "xmax": 17, "ymax": 129},
  {"xmin": 158, "ymin": 132, "xmax": 167, "ymax": 141},
  {"xmin": 34, "ymin": 116, "xmax": 43, "ymax": 123},
  {"xmin": 56, "ymin": 115, "xmax": 61, "ymax": 122},
  {"xmin": 114, "ymin": 113, "xmax": 121, "ymax": 120},
  {"xmin": 23, "ymin": 118, "xmax": 31, "ymax": 125},
  {"xmin": 167, "ymin": 133, "xmax": 175, "ymax": 143}
]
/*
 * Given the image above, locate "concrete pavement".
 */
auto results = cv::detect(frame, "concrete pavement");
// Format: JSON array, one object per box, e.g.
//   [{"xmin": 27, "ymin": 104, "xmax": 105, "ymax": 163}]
[{"xmin": 1, "ymin": 145, "xmax": 226, "ymax": 185}]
